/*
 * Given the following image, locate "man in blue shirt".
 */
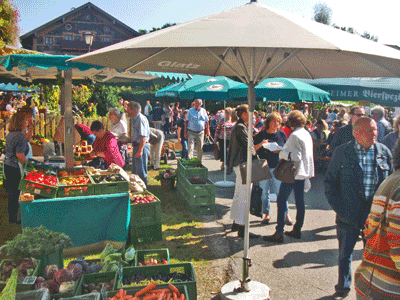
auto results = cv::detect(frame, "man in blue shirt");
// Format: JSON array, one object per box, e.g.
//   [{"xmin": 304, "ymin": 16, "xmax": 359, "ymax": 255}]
[
  {"xmin": 184, "ymin": 99, "xmax": 210, "ymax": 161},
  {"xmin": 126, "ymin": 101, "xmax": 150, "ymax": 187}
]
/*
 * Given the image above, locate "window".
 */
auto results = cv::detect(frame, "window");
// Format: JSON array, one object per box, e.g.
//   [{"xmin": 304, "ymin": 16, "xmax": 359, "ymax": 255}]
[
  {"xmin": 103, "ymin": 37, "xmax": 111, "ymax": 42},
  {"xmin": 65, "ymin": 35, "xmax": 73, "ymax": 41},
  {"xmin": 45, "ymin": 37, "xmax": 53, "ymax": 45}
]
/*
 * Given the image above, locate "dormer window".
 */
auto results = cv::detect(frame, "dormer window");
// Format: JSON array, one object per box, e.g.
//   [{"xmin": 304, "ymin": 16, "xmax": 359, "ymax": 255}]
[{"xmin": 45, "ymin": 37, "xmax": 53, "ymax": 45}]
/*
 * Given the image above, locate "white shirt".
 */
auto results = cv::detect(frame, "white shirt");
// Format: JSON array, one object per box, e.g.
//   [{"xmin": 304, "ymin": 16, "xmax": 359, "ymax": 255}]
[
  {"xmin": 110, "ymin": 119, "xmax": 127, "ymax": 139},
  {"xmin": 279, "ymin": 127, "xmax": 314, "ymax": 180}
]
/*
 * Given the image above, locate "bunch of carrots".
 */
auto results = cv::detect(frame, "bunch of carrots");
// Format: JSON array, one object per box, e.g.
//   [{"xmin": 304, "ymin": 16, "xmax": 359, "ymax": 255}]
[{"xmin": 108, "ymin": 283, "xmax": 186, "ymax": 300}]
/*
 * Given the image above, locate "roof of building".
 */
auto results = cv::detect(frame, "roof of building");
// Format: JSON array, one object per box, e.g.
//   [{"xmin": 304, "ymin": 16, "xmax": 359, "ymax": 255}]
[{"xmin": 20, "ymin": 2, "xmax": 139, "ymax": 39}]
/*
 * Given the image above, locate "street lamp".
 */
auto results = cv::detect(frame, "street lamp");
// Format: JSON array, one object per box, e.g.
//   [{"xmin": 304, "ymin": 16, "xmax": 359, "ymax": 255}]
[{"xmin": 83, "ymin": 32, "xmax": 94, "ymax": 52}]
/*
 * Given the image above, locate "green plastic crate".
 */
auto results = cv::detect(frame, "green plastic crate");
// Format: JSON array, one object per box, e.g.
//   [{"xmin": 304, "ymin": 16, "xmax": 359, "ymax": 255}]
[
  {"xmin": 57, "ymin": 176, "xmax": 94, "ymax": 198},
  {"xmin": 35, "ymin": 249, "xmax": 64, "ymax": 275},
  {"xmin": 178, "ymin": 179, "xmax": 215, "ymax": 205},
  {"xmin": 0, "ymin": 259, "xmax": 41, "ymax": 293},
  {"xmin": 177, "ymin": 159, "xmax": 208, "ymax": 180},
  {"xmin": 108, "ymin": 284, "xmax": 189, "ymax": 299},
  {"xmin": 130, "ymin": 191, "xmax": 162, "ymax": 226},
  {"xmin": 92, "ymin": 174, "xmax": 129, "ymax": 195},
  {"xmin": 75, "ymin": 271, "xmax": 117, "ymax": 296},
  {"xmin": 134, "ymin": 248, "xmax": 170, "ymax": 267},
  {"xmin": 177, "ymin": 183, "xmax": 216, "ymax": 215},
  {"xmin": 119, "ymin": 263, "xmax": 196, "ymax": 300},
  {"xmin": 129, "ymin": 222, "xmax": 162, "ymax": 245},
  {"xmin": 19, "ymin": 177, "xmax": 58, "ymax": 198}
]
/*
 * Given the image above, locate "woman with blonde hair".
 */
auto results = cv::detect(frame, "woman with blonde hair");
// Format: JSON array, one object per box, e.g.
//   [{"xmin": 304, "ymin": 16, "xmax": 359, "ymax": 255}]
[
  {"xmin": 253, "ymin": 112, "xmax": 292, "ymax": 225},
  {"xmin": 263, "ymin": 110, "xmax": 314, "ymax": 243},
  {"xmin": 3, "ymin": 112, "xmax": 29, "ymax": 224}
]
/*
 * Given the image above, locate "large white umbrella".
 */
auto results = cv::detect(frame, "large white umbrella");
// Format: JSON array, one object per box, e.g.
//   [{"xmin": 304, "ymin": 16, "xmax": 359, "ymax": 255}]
[{"xmin": 70, "ymin": 0, "xmax": 400, "ymax": 297}]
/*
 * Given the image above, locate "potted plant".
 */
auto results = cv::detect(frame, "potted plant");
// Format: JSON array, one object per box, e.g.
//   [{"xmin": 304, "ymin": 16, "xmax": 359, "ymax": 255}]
[{"xmin": 155, "ymin": 169, "xmax": 177, "ymax": 191}]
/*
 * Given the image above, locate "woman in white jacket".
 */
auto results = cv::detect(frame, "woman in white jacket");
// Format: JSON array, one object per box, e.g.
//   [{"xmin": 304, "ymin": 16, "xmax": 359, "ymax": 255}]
[{"xmin": 263, "ymin": 110, "xmax": 314, "ymax": 243}]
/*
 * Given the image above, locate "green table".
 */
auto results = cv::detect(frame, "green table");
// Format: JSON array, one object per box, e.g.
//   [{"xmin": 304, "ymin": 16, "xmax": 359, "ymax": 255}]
[{"xmin": 20, "ymin": 192, "xmax": 130, "ymax": 248}]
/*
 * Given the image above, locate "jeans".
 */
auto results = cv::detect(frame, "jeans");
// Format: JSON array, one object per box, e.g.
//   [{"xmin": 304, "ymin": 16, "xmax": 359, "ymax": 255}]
[
  {"xmin": 132, "ymin": 143, "xmax": 150, "ymax": 187},
  {"xmin": 259, "ymin": 168, "xmax": 288, "ymax": 215},
  {"xmin": 335, "ymin": 221, "xmax": 361, "ymax": 293},
  {"xmin": 180, "ymin": 139, "xmax": 188, "ymax": 159},
  {"xmin": 4, "ymin": 164, "xmax": 22, "ymax": 223},
  {"xmin": 164, "ymin": 118, "xmax": 170, "ymax": 135},
  {"xmin": 276, "ymin": 179, "xmax": 305, "ymax": 233}
]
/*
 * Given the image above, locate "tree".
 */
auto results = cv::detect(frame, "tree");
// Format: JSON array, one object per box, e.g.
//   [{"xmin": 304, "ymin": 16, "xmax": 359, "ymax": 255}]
[
  {"xmin": 313, "ymin": 2, "xmax": 332, "ymax": 25},
  {"xmin": 138, "ymin": 23, "xmax": 177, "ymax": 35},
  {"xmin": 0, "ymin": 0, "xmax": 19, "ymax": 49},
  {"xmin": 361, "ymin": 31, "xmax": 378, "ymax": 42}
]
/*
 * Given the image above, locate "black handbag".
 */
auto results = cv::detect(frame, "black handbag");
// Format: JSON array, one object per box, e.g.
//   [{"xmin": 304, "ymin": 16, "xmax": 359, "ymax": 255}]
[
  {"xmin": 202, "ymin": 136, "xmax": 214, "ymax": 152},
  {"xmin": 250, "ymin": 182, "xmax": 263, "ymax": 218},
  {"xmin": 273, "ymin": 152, "xmax": 297, "ymax": 184}
]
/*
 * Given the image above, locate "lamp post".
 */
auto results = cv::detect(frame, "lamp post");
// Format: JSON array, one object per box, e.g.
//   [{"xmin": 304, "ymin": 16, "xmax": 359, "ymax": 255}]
[{"xmin": 83, "ymin": 32, "xmax": 94, "ymax": 52}]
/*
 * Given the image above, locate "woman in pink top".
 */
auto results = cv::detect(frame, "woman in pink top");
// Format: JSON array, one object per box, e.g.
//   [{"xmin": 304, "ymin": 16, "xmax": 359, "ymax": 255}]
[{"xmin": 89, "ymin": 120, "xmax": 124, "ymax": 168}]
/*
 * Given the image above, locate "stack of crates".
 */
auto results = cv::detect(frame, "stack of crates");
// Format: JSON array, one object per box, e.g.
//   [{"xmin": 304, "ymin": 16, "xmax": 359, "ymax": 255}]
[
  {"xmin": 129, "ymin": 191, "xmax": 162, "ymax": 244},
  {"xmin": 176, "ymin": 159, "xmax": 216, "ymax": 215}
]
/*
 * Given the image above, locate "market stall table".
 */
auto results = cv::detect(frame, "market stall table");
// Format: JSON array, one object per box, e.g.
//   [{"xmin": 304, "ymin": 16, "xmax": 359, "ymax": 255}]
[{"xmin": 20, "ymin": 192, "xmax": 130, "ymax": 255}]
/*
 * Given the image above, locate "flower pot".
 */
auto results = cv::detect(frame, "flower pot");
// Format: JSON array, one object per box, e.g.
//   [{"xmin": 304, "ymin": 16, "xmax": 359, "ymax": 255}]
[{"xmin": 160, "ymin": 178, "xmax": 175, "ymax": 191}]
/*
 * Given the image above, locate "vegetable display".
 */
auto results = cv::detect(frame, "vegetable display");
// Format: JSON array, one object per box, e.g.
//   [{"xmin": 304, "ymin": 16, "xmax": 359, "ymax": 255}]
[
  {"xmin": 82, "ymin": 278, "xmax": 114, "ymax": 294},
  {"xmin": 122, "ymin": 272, "xmax": 192, "ymax": 287},
  {"xmin": 35, "ymin": 266, "xmax": 76, "ymax": 295},
  {"xmin": 0, "ymin": 226, "xmax": 72, "ymax": 260},
  {"xmin": 58, "ymin": 169, "xmax": 86, "ymax": 177},
  {"xmin": 24, "ymin": 171, "xmax": 57, "ymax": 187},
  {"xmin": 92, "ymin": 174, "xmax": 126, "ymax": 184},
  {"xmin": 0, "ymin": 258, "xmax": 37, "ymax": 283},
  {"xmin": 130, "ymin": 194, "xmax": 158, "ymax": 205},
  {"xmin": 67, "ymin": 258, "xmax": 104, "ymax": 274},
  {"xmin": 58, "ymin": 176, "xmax": 90, "ymax": 185},
  {"xmin": 107, "ymin": 285, "xmax": 186, "ymax": 300},
  {"xmin": 137, "ymin": 258, "xmax": 168, "ymax": 266}
]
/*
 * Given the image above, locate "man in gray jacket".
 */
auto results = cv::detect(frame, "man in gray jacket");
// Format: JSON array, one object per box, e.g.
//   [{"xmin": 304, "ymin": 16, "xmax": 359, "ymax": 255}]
[{"xmin": 324, "ymin": 117, "xmax": 392, "ymax": 299}]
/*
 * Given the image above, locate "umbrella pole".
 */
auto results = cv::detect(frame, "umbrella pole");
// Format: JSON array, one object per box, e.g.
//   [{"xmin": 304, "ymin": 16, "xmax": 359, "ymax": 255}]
[{"xmin": 240, "ymin": 83, "xmax": 256, "ymax": 291}]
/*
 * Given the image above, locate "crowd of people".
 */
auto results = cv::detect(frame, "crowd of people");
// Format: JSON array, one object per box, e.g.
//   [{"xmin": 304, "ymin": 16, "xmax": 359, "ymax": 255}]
[{"xmin": 2, "ymin": 95, "xmax": 400, "ymax": 299}]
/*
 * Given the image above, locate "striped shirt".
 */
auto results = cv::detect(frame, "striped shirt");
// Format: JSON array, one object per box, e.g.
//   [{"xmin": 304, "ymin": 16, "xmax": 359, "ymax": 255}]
[
  {"xmin": 354, "ymin": 170, "xmax": 400, "ymax": 299},
  {"xmin": 355, "ymin": 142, "xmax": 377, "ymax": 200}
]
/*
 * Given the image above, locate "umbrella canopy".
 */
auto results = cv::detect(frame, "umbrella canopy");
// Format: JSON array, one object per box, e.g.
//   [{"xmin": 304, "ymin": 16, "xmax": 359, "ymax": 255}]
[
  {"xmin": 229, "ymin": 78, "xmax": 330, "ymax": 103},
  {"xmin": 156, "ymin": 75, "xmax": 243, "ymax": 100},
  {"xmin": 0, "ymin": 54, "xmax": 189, "ymax": 83},
  {"xmin": 296, "ymin": 77, "xmax": 400, "ymax": 106},
  {"xmin": 70, "ymin": 2, "xmax": 400, "ymax": 81},
  {"xmin": 0, "ymin": 82, "xmax": 37, "ymax": 92}
]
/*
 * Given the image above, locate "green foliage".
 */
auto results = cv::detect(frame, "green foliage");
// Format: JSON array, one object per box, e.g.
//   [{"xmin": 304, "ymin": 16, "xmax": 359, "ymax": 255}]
[
  {"xmin": 0, "ymin": 138, "xmax": 5, "ymax": 155},
  {"xmin": 41, "ymin": 85, "xmax": 60, "ymax": 111},
  {"xmin": 0, "ymin": 0, "xmax": 19, "ymax": 48},
  {"xmin": 313, "ymin": 2, "xmax": 332, "ymax": 25},
  {"xmin": 89, "ymin": 83, "xmax": 121, "ymax": 116},
  {"xmin": 72, "ymin": 84, "xmax": 97, "ymax": 117},
  {"xmin": 0, "ymin": 226, "xmax": 73, "ymax": 261}
]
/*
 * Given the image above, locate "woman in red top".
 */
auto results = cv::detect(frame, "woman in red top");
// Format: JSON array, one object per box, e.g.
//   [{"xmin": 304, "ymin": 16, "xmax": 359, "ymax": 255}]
[{"xmin": 89, "ymin": 121, "xmax": 124, "ymax": 168}]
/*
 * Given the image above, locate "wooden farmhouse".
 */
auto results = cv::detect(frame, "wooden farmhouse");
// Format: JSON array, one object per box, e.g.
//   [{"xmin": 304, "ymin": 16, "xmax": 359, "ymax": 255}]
[{"xmin": 20, "ymin": 2, "xmax": 140, "ymax": 55}]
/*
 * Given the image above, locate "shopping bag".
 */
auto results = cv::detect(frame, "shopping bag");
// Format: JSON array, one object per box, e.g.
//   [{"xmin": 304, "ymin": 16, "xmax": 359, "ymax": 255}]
[
  {"xmin": 250, "ymin": 182, "xmax": 263, "ymax": 218},
  {"xmin": 273, "ymin": 152, "xmax": 298, "ymax": 183},
  {"xmin": 213, "ymin": 143, "xmax": 220, "ymax": 160},
  {"xmin": 202, "ymin": 136, "xmax": 214, "ymax": 152},
  {"xmin": 239, "ymin": 159, "xmax": 271, "ymax": 184}
]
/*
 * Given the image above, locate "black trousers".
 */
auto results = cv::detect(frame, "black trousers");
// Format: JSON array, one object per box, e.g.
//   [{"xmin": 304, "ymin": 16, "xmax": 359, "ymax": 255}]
[{"xmin": 4, "ymin": 164, "xmax": 22, "ymax": 223}]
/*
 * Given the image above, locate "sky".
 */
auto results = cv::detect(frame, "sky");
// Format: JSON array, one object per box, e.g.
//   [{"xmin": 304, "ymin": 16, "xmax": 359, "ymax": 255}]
[{"xmin": 11, "ymin": 0, "xmax": 400, "ymax": 46}]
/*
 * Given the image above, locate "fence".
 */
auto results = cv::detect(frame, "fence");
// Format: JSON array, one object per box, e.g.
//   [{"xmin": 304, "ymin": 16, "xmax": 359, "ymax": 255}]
[{"xmin": 0, "ymin": 113, "xmax": 125, "ymax": 140}]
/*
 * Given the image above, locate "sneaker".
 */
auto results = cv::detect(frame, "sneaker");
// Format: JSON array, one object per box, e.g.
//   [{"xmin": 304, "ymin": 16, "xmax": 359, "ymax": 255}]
[
  {"xmin": 261, "ymin": 218, "xmax": 270, "ymax": 225},
  {"xmin": 285, "ymin": 218, "xmax": 293, "ymax": 226}
]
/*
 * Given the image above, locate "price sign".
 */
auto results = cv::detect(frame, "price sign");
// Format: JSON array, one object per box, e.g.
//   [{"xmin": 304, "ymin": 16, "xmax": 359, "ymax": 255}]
[{"xmin": 22, "ymin": 276, "xmax": 37, "ymax": 285}]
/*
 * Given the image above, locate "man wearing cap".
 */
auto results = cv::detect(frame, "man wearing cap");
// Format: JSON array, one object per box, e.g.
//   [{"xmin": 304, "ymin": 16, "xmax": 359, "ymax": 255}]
[{"xmin": 184, "ymin": 99, "xmax": 210, "ymax": 161}]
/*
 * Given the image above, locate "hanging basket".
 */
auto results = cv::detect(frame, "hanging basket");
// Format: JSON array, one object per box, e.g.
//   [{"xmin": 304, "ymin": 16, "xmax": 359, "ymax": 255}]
[{"xmin": 160, "ymin": 178, "xmax": 175, "ymax": 191}]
